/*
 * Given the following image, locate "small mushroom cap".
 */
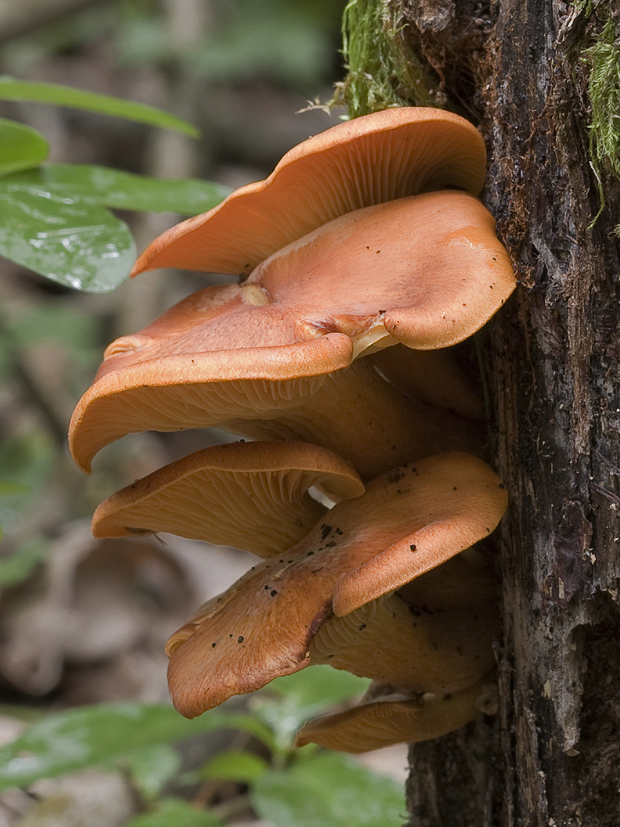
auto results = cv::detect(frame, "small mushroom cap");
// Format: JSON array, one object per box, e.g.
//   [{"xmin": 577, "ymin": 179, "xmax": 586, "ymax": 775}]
[
  {"xmin": 132, "ymin": 107, "xmax": 486, "ymax": 277},
  {"xmin": 69, "ymin": 191, "xmax": 513, "ymax": 473},
  {"xmin": 91, "ymin": 440, "xmax": 364, "ymax": 557},
  {"xmin": 294, "ymin": 679, "xmax": 494, "ymax": 753},
  {"xmin": 165, "ymin": 452, "xmax": 507, "ymax": 717}
]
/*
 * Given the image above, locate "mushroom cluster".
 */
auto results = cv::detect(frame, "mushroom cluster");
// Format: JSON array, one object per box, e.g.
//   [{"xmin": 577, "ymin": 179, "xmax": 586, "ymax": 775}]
[{"xmin": 69, "ymin": 108, "xmax": 515, "ymax": 753}]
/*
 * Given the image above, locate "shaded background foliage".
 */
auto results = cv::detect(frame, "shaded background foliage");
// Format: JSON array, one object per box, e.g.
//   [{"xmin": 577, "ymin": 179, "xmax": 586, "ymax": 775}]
[{"xmin": 0, "ymin": 2, "xmax": 411, "ymax": 825}]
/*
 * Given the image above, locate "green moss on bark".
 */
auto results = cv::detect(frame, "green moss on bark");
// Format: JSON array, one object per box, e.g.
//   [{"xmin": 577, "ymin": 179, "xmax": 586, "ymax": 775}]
[
  {"xmin": 581, "ymin": 10, "xmax": 620, "ymax": 227},
  {"xmin": 331, "ymin": 0, "xmax": 444, "ymax": 117}
]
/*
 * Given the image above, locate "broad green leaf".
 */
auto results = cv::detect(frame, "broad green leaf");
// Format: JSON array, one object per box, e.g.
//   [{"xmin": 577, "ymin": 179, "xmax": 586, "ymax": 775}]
[
  {"xmin": 265, "ymin": 666, "xmax": 370, "ymax": 713},
  {"xmin": 0, "ymin": 77, "xmax": 199, "ymax": 137},
  {"xmin": 126, "ymin": 799, "xmax": 222, "ymax": 827},
  {"xmin": 122, "ymin": 744, "xmax": 182, "ymax": 802},
  {"xmin": 6, "ymin": 165, "xmax": 229, "ymax": 215},
  {"xmin": 201, "ymin": 750, "xmax": 268, "ymax": 783},
  {"xmin": 253, "ymin": 752, "xmax": 405, "ymax": 827},
  {"xmin": 0, "ymin": 182, "xmax": 135, "ymax": 292},
  {"xmin": 0, "ymin": 703, "xmax": 274, "ymax": 791},
  {"xmin": 251, "ymin": 667, "xmax": 369, "ymax": 752},
  {"xmin": 0, "ymin": 538, "xmax": 48, "ymax": 588},
  {"xmin": 0, "ymin": 119, "xmax": 48, "ymax": 175}
]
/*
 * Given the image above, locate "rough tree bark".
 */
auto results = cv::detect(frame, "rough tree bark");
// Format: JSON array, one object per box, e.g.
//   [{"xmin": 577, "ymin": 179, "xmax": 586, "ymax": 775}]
[{"xmin": 394, "ymin": 2, "xmax": 620, "ymax": 825}]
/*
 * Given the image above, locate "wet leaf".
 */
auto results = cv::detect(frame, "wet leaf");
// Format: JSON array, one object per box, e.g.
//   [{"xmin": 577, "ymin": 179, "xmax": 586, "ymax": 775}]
[
  {"xmin": 0, "ymin": 119, "xmax": 49, "ymax": 175},
  {"xmin": 0, "ymin": 182, "xmax": 135, "ymax": 291},
  {"xmin": 0, "ymin": 77, "xmax": 199, "ymax": 137},
  {"xmin": 6, "ymin": 165, "xmax": 229, "ymax": 216}
]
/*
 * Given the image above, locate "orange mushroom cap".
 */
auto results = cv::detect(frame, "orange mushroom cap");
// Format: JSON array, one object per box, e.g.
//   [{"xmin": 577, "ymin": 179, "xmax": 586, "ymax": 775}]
[
  {"xmin": 132, "ymin": 107, "xmax": 487, "ymax": 277},
  {"xmin": 165, "ymin": 452, "xmax": 507, "ymax": 717},
  {"xmin": 91, "ymin": 440, "xmax": 364, "ymax": 557},
  {"xmin": 69, "ymin": 191, "xmax": 512, "ymax": 473},
  {"xmin": 294, "ymin": 678, "xmax": 496, "ymax": 753}
]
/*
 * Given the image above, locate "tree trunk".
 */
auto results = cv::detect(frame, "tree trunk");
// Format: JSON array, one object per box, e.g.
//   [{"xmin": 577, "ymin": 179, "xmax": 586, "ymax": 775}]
[{"xmin": 396, "ymin": 2, "xmax": 620, "ymax": 825}]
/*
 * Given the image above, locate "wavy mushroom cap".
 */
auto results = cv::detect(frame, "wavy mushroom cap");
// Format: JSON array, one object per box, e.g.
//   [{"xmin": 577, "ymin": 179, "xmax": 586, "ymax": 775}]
[
  {"xmin": 132, "ymin": 107, "xmax": 487, "ymax": 277},
  {"xmin": 295, "ymin": 679, "xmax": 495, "ymax": 753},
  {"xmin": 69, "ymin": 192, "xmax": 513, "ymax": 473},
  {"xmin": 92, "ymin": 441, "xmax": 364, "ymax": 557},
  {"xmin": 165, "ymin": 452, "xmax": 507, "ymax": 717}
]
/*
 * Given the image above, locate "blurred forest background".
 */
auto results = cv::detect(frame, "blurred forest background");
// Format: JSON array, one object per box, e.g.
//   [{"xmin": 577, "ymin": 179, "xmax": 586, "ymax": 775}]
[{"xmin": 0, "ymin": 1, "xmax": 409, "ymax": 825}]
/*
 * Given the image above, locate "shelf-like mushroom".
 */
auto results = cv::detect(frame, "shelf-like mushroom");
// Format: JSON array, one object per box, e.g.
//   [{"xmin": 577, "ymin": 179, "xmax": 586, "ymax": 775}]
[
  {"xmin": 132, "ymin": 107, "xmax": 487, "ymax": 278},
  {"xmin": 165, "ymin": 452, "xmax": 507, "ymax": 718},
  {"xmin": 308, "ymin": 591, "xmax": 498, "ymax": 692},
  {"xmin": 92, "ymin": 440, "xmax": 364, "ymax": 557},
  {"xmin": 69, "ymin": 191, "xmax": 512, "ymax": 475},
  {"xmin": 295, "ymin": 679, "xmax": 496, "ymax": 753}
]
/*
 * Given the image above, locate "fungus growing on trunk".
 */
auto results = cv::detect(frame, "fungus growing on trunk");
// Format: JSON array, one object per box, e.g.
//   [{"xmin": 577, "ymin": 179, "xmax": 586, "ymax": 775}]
[
  {"xmin": 131, "ymin": 107, "xmax": 487, "ymax": 278},
  {"xmin": 92, "ymin": 440, "xmax": 364, "ymax": 557},
  {"xmin": 307, "ymin": 592, "xmax": 498, "ymax": 692},
  {"xmin": 294, "ymin": 678, "xmax": 496, "ymax": 753},
  {"xmin": 69, "ymin": 191, "xmax": 513, "ymax": 475},
  {"xmin": 164, "ymin": 452, "xmax": 507, "ymax": 718}
]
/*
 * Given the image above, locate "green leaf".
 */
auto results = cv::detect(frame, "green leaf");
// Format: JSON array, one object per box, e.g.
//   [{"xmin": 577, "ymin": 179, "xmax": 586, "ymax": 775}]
[
  {"xmin": 0, "ymin": 538, "xmax": 48, "ymax": 588},
  {"xmin": 6, "ymin": 165, "xmax": 229, "ymax": 215},
  {"xmin": 122, "ymin": 744, "xmax": 182, "ymax": 802},
  {"xmin": 0, "ymin": 119, "xmax": 49, "ymax": 175},
  {"xmin": 0, "ymin": 182, "xmax": 135, "ymax": 292},
  {"xmin": 251, "ymin": 667, "xmax": 370, "ymax": 752},
  {"xmin": 0, "ymin": 482, "xmax": 30, "ymax": 496},
  {"xmin": 0, "ymin": 432, "xmax": 56, "ymax": 532},
  {"xmin": 0, "ymin": 77, "xmax": 199, "ymax": 137},
  {"xmin": 0, "ymin": 703, "xmax": 275, "ymax": 791},
  {"xmin": 253, "ymin": 752, "xmax": 405, "ymax": 827},
  {"xmin": 126, "ymin": 799, "xmax": 222, "ymax": 827},
  {"xmin": 201, "ymin": 750, "xmax": 268, "ymax": 783},
  {"xmin": 266, "ymin": 666, "xmax": 370, "ymax": 713}
]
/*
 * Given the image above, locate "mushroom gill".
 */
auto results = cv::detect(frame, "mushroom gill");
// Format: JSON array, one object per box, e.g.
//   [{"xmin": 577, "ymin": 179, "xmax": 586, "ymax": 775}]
[
  {"xmin": 294, "ymin": 678, "xmax": 497, "ymax": 753},
  {"xmin": 92, "ymin": 440, "xmax": 364, "ymax": 557},
  {"xmin": 69, "ymin": 192, "xmax": 513, "ymax": 476},
  {"xmin": 132, "ymin": 107, "xmax": 487, "ymax": 277},
  {"xmin": 164, "ymin": 452, "xmax": 507, "ymax": 718}
]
